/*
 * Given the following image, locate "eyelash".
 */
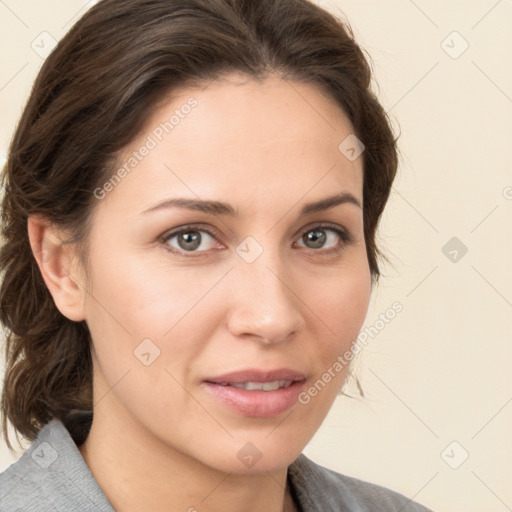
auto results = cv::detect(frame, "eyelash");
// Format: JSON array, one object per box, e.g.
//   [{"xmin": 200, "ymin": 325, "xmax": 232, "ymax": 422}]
[{"xmin": 160, "ymin": 223, "xmax": 353, "ymax": 258}]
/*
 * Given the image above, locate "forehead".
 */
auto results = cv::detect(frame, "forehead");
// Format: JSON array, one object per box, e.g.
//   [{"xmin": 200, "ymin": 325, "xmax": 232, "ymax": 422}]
[
  {"xmin": 154, "ymin": 74, "xmax": 357, "ymax": 158},
  {"xmin": 99, "ymin": 74, "xmax": 363, "ymax": 216}
]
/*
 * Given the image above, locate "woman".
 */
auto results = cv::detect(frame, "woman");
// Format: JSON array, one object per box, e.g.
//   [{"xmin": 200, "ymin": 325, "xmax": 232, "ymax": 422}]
[{"xmin": 0, "ymin": 0, "xmax": 433, "ymax": 510}]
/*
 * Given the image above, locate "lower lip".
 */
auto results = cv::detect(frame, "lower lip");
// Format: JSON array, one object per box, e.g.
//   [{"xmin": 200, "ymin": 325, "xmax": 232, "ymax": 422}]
[{"xmin": 202, "ymin": 380, "xmax": 305, "ymax": 418}]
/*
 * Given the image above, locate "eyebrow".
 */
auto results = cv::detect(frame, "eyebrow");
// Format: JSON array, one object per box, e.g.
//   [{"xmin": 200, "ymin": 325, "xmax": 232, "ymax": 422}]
[{"xmin": 141, "ymin": 191, "xmax": 361, "ymax": 217}]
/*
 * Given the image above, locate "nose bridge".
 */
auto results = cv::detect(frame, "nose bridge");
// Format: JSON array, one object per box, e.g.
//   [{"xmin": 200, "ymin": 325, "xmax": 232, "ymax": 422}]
[{"xmin": 227, "ymin": 240, "xmax": 304, "ymax": 343}]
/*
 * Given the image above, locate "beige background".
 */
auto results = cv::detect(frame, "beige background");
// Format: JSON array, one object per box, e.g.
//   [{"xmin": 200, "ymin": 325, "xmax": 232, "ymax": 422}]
[{"xmin": 1, "ymin": 1, "xmax": 511, "ymax": 511}]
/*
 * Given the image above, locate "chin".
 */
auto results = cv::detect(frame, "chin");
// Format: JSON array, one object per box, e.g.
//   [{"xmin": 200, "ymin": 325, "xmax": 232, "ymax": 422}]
[{"xmin": 193, "ymin": 426, "xmax": 313, "ymax": 476}]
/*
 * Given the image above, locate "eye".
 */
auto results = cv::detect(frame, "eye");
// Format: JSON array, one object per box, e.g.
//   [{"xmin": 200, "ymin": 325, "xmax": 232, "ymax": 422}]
[
  {"xmin": 163, "ymin": 226, "xmax": 221, "ymax": 253},
  {"xmin": 295, "ymin": 225, "xmax": 352, "ymax": 251},
  {"xmin": 161, "ymin": 223, "xmax": 352, "ymax": 257}
]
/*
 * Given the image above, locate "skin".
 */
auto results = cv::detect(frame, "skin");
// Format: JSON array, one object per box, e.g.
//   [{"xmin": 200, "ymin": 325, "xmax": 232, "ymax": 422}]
[{"xmin": 28, "ymin": 73, "xmax": 372, "ymax": 512}]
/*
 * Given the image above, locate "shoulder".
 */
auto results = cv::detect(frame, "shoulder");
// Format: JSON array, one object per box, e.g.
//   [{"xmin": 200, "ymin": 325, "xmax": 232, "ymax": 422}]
[
  {"xmin": 0, "ymin": 418, "xmax": 113, "ymax": 512},
  {"xmin": 288, "ymin": 454, "xmax": 433, "ymax": 512}
]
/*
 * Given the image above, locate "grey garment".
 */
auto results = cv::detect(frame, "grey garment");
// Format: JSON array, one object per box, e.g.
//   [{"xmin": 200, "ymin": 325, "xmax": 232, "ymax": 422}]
[{"xmin": 0, "ymin": 418, "xmax": 433, "ymax": 511}]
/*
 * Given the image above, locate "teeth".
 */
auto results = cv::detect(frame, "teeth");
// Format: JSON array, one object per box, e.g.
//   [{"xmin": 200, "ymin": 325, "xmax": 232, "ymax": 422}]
[{"xmin": 229, "ymin": 380, "xmax": 292, "ymax": 391}]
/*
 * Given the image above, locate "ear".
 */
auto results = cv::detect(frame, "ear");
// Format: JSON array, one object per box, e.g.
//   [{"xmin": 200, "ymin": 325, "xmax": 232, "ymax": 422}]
[{"xmin": 27, "ymin": 214, "xmax": 87, "ymax": 322}]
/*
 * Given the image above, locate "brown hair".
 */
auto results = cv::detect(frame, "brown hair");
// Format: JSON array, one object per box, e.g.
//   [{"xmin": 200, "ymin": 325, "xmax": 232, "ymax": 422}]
[{"xmin": 0, "ymin": 0, "xmax": 397, "ymax": 451}]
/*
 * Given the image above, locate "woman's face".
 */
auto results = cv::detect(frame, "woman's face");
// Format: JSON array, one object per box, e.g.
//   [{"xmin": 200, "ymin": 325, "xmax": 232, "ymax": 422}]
[{"xmin": 79, "ymin": 73, "xmax": 371, "ymax": 473}]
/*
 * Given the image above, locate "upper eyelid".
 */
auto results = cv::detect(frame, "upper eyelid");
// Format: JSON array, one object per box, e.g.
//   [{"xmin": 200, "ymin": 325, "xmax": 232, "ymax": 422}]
[
  {"xmin": 161, "ymin": 222, "xmax": 351, "ymax": 248},
  {"xmin": 161, "ymin": 223, "xmax": 220, "ymax": 242}
]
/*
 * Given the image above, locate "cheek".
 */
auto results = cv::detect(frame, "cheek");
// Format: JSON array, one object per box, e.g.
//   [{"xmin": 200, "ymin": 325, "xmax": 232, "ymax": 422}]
[
  {"xmin": 83, "ymin": 251, "xmax": 231, "ymax": 384},
  {"xmin": 85, "ymin": 247, "xmax": 222, "ymax": 334},
  {"xmin": 310, "ymin": 260, "xmax": 371, "ymax": 350}
]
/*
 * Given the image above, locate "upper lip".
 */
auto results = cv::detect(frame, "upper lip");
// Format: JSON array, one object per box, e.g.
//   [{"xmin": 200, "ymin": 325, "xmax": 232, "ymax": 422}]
[{"xmin": 204, "ymin": 368, "xmax": 307, "ymax": 384}]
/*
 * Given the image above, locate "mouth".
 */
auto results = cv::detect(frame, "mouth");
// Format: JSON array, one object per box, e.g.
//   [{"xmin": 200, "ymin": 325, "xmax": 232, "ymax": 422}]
[
  {"xmin": 202, "ymin": 369, "xmax": 307, "ymax": 417},
  {"xmin": 205, "ymin": 368, "xmax": 307, "ymax": 385},
  {"xmin": 217, "ymin": 380, "xmax": 295, "ymax": 391}
]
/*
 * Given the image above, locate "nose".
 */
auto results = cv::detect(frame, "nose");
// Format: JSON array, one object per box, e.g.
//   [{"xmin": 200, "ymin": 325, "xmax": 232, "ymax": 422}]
[{"xmin": 226, "ymin": 252, "xmax": 306, "ymax": 345}]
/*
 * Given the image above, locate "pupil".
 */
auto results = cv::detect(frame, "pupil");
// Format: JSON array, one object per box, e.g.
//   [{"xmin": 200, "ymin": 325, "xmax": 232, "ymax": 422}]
[
  {"xmin": 178, "ymin": 231, "xmax": 201, "ymax": 250},
  {"xmin": 305, "ymin": 229, "xmax": 326, "ymax": 249}
]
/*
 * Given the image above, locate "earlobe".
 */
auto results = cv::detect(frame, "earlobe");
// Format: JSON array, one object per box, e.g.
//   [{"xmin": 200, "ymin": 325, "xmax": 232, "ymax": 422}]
[{"xmin": 27, "ymin": 214, "xmax": 87, "ymax": 322}]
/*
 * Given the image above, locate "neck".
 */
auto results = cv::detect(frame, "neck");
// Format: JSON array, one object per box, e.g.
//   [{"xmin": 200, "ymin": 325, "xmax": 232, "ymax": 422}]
[{"xmin": 78, "ymin": 403, "xmax": 296, "ymax": 512}]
